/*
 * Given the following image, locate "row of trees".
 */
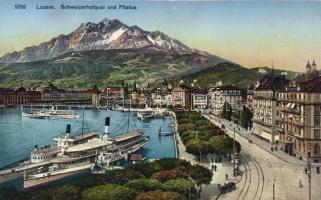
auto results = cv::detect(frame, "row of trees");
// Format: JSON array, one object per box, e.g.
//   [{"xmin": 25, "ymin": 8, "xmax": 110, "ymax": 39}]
[
  {"xmin": 221, "ymin": 103, "xmax": 253, "ymax": 129},
  {"xmin": 176, "ymin": 111, "xmax": 241, "ymax": 157},
  {"xmin": 0, "ymin": 158, "xmax": 212, "ymax": 200}
]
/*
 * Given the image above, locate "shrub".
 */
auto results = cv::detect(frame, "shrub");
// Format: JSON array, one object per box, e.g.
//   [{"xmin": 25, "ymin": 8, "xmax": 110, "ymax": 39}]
[
  {"xmin": 178, "ymin": 123, "xmax": 196, "ymax": 133},
  {"xmin": 152, "ymin": 168, "xmax": 189, "ymax": 182},
  {"xmin": 126, "ymin": 179, "xmax": 163, "ymax": 192},
  {"xmin": 82, "ymin": 184, "xmax": 136, "ymax": 200},
  {"xmin": 163, "ymin": 178, "xmax": 194, "ymax": 197},
  {"xmin": 135, "ymin": 190, "xmax": 186, "ymax": 200},
  {"xmin": 30, "ymin": 186, "xmax": 80, "ymax": 200}
]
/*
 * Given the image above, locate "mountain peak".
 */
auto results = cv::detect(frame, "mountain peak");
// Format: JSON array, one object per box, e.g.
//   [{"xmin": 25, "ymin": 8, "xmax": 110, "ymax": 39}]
[{"xmin": 0, "ymin": 18, "xmax": 195, "ymax": 63}]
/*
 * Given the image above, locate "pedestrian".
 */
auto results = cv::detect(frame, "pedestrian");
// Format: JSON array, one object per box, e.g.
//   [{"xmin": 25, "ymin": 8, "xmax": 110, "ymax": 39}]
[
  {"xmin": 225, "ymin": 174, "xmax": 228, "ymax": 180},
  {"xmin": 299, "ymin": 179, "xmax": 303, "ymax": 188},
  {"xmin": 211, "ymin": 164, "xmax": 214, "ymax": 171},
  {"xmin": 214, "ymin": 165, "xmax": 217, "ymax": 171}
]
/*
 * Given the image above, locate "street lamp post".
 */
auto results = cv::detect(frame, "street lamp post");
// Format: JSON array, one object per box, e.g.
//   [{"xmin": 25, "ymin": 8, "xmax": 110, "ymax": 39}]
[
  {"xmin": 307, "ymin": 156, "xmax": 312, "ymax": 200},
  {"xmin": 195, "ymin": 130, "xmax": 201, "ymax": 162},
  {"xmin": 273, "ymin": 182, "xmax": 275, "ymax": 200},
  {"xmin": 233, "ymin": 127, "xmax": 236, "ymax": 176}
]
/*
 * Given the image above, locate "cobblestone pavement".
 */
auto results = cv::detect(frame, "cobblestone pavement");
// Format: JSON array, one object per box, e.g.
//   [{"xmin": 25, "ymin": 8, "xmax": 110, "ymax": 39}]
[{"xmin": 203, "ymin": 113, "xmax": 321, "ymax": 200}]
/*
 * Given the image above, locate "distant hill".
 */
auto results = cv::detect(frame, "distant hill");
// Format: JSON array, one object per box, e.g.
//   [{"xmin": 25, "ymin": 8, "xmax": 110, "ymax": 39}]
[
  {"xmin": 0, "ymin": 48, "xmax": 228, "ymax": 88},
  {"xmin": 180, "ymin": 63, "xmax": 298, "ymax": 89}
]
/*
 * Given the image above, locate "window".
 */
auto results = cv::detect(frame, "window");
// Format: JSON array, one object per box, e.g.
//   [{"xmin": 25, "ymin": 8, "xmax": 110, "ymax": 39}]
[
  {"xmin": 314, "ymin": 143, "xmax": 320, "ymax": 154},
  {"xmin": 314, "ymin": 116, "xmax": 320, "ymax": 126},
  {"xmin": 314, "ymin": 129, "xmax": 320, "ymax": 139},
  {"xmin": 314, "ymin": 105, "xmax": 320, "ymax": 115}
]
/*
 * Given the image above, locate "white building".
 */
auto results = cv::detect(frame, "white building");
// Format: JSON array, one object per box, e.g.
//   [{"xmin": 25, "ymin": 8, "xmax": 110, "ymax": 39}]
[
  {"xmin": 252, "ymin": 75, "xmax": 289, "ymax": 143},
  {"xmin": 191, "ymin": 89, "xmax": 208, "ymax": 109},
  {"xmin": 163, "ymin": 94, "xmax": 172, "ymax": 106},
  {"xmin": 208, "ymin": 85, "xmax": 243, "ymax": 115}
]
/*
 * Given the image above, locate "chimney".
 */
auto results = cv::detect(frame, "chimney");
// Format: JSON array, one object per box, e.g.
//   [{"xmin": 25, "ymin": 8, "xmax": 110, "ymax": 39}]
[
  {"xmin": 104, "ymin": 117, "xmax": 110, "ymax": 135},
  {"xmin": 103, "ymin": 117, "xmax": 110, "ymax": 141},
  {"xmin": 65, "ymin": 124, "xmax": 71, "ymax": 135}
]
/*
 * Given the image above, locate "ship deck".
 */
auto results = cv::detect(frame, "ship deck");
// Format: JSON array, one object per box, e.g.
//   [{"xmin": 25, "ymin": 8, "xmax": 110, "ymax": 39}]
[
  {"xmin": 112, "ymin": 130, "xmax": 144, "ymax": 142},
  {"xmin": 64, "ymin": 139, "xmax": 110, "ymax": 153}
]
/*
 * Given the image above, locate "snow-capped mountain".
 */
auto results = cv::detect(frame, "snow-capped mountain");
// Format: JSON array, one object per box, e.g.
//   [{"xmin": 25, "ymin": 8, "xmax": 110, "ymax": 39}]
[{"xmin": 0, "ymin": 18, "xmax": 195, "ymax": 63}]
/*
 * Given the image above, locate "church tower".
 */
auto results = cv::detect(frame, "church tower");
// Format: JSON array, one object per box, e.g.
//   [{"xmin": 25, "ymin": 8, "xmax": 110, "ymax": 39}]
[
  {"xmin": 312, "ymin": 60, "xmax": 317, "ymax": 71},
  {"xmin": 306, "ymin": 60, "xmax": 311, "ymax": 74}
]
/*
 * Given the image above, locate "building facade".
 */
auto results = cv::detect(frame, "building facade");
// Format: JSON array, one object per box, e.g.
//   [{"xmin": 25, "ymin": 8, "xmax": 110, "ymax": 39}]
[
  {"xmin": 252, "ymin": 75, "xmax": 289, "ymax": 143},
  {"xmin": 208, "ymin": 85, "xmax": 243, "ymax": 115},
  {"xmin": 278, "ymin": 77, "xmax": 321, "ymax": 162},
  {"xmin": 191, "ymin": 88, "xmax": 208, "ymax": 109},
  {"xmin": 246, "ymin": 88, "xmax": 254, "ymax": 112},
  {"xmin": 172, "ymin": 85, "xmax": 190, "ymax": 108},
  {"xmin": 0, "ymin": 87, "xmax": 41, "ymax": 107}
]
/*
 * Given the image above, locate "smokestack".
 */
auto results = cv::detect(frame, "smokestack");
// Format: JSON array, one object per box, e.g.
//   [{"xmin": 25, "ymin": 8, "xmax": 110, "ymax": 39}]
[
  {"xmin": 65, "ymin": 124, "xmax": 71, "ymax": 134},
  {"xmin": 104, "ymin": 117, "xmax": 110, "ymax": 135}
]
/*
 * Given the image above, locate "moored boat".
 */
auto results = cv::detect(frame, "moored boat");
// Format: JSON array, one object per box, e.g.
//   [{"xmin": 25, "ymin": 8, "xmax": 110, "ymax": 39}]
[{"xmin": 22, "ymin": 106, "xmax": 79, "ymax": 119}]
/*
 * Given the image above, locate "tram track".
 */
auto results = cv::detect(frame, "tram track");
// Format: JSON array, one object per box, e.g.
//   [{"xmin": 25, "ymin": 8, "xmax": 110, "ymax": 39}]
[
  {"xmin": 236, "ymin": 152, "xmax": 265, "ymax": 200},
  {"xmin": 236, "ymin": 154, "xmax": 251, "ymax": 200}
]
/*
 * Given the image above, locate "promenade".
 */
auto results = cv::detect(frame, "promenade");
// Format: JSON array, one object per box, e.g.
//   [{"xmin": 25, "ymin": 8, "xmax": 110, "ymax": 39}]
[{"xmin": 172, "ymin": 111, "xmax": 241, "ymax": 200}]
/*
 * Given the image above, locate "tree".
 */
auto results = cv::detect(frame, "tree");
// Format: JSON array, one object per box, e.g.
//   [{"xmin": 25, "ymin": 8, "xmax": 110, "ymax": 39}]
[
  {"xmin": 185, "ymin": 139, "xmax": 212, "ymax": 155},
  {"xmin": 189, "ymin": 165, "xmax": 213, "ymax": 186},
  {"xmin": 240, "ymin": 106, "xmax": 253, "ymax": 129},
  {"xmin": 209, "ymin": 135, "xmax": 241, "ymax": 155},
  {"xmin": 178, "ymin": 123, "xmax": 196, "ymax": 133},
  {"xmin": 125, "ymin": 179, "xmax": 163, "ymax": 192},
  {"xmin": 151, "ymin": 168, "xmax": 189, "ymax": 182},
  {"xmin": 135, "ymin": 191, "xmax": 187, "ymax": 200},
  {"xmin": 0, "ymin": 186, "xmax": 19, "ymax": 200},
  {"xmin": 29, "ymin": 186, "xmax": 80, "ymax": 200},
  {"xmin": 163, "ymin": 178, "xmax": 195, "ymax": 198},
  {"xmin": 129, "ymin": 162, "xmax": 162, "ymax": 178},
  {"xmin": 154, "ymin": 158, "xmax": 191, "ymax": 171},
  {"xmin": 221, "ymin": 102, "xmax": 232, "ymax": 121},
  {"xmin": 101, "ymin": 169, "xmax": 145, "ymax": 185},
  {"xmin": 82, "ymin": 184, "xmax": 136, "ymax": 200}
]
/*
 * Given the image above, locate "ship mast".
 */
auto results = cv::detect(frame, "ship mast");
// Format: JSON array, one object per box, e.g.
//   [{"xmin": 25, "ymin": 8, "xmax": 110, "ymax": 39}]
[
  {"xmin": 81, "ymin": 106, "xmax": 85, "ymax": 139},
  {"xmin": 127, "ymin": 94, "xmax": 131, "ymax": 133}
]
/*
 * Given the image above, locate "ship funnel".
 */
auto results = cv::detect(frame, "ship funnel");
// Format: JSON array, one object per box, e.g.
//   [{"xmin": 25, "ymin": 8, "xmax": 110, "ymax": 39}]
[
  {"xmin": 103, "ymin": 117, "xmax": 110, "ymax": 141},
  {"xmin": 65, "ymin": 124, "xmax": 71, "ymax": 134},
  {"xmin": 104, "ymin": 117, "xmax": 110, "ymax": 135}
]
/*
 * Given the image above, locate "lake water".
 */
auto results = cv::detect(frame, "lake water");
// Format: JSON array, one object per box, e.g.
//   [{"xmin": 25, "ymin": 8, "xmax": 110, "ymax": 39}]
[{"xmin": 0, "ymin": 107, "xmax": 175, "ymax": 168}]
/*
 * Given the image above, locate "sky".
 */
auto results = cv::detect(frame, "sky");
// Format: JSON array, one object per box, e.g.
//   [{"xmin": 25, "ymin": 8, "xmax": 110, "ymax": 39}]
[{"xmin": 1, "ymin": 1, "xmax": 321, "ymax": 72}]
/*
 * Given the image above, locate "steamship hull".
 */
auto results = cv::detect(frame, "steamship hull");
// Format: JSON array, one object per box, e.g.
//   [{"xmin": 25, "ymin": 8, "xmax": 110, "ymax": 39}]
[{"xmin": 24, "ymin": 164, "xmax": 92, "ymax": 190}]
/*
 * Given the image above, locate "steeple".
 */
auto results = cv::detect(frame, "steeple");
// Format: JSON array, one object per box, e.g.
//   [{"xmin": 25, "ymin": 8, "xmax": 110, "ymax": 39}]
[
  {"xmin": 271, "ymin": 58, "xmax": 274, "ymax": 76},
  {"xmin": 306, "ymin": 60, "xmax": 311, "ymax": 74},
  {"xmin": 312, "ymin": 60, "xmax": 317, "ymax": 71}
]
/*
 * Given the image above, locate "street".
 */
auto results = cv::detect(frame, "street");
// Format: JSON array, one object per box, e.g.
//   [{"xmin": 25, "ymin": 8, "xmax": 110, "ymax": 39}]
[{"xmin": 203, "ymin": 113, "xmax": 321, "ymax": 200}]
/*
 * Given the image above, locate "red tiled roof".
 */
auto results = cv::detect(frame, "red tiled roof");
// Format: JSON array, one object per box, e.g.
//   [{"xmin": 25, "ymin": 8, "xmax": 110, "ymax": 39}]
[{"xmin": 130, "ymin": 154, "xmax": 143, "ymax": 161}]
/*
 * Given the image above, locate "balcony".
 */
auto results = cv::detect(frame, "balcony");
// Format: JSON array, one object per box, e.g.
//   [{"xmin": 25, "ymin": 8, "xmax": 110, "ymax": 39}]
[
  {"xmin": 279, "ymin": 107, "xmax": 301, "ymax": 115},
  {"xmin": 252, "ymin": 118, "xmax": 272, "ymax": 127},
  {"xmin": 278, "ymin": 97, "xmax": 306, "ymax": 104}
]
